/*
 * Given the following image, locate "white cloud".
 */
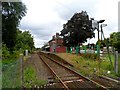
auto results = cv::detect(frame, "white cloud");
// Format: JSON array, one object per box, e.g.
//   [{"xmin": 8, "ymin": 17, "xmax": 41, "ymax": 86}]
[{"xmin": 20, "ymin": 0, "xmax": 119, "ymax": 48}]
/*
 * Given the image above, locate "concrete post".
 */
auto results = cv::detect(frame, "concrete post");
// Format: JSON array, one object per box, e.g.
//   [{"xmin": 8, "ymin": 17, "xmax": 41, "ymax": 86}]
[
  {"xmin": 25, "ymin": 50, "xmax": 28, "ymax": 56},
  {"xmin": 114, "ymin": 51, "xmax": 118, "ymax": 74}
]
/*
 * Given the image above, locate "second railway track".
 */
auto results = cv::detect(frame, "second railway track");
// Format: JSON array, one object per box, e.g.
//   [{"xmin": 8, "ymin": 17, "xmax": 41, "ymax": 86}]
[{"xmin": 38, "ymin": 52, "xmax": 108, "ymax": 89}]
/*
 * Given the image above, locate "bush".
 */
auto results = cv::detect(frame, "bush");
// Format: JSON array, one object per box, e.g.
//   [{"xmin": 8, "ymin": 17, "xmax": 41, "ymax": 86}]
[
  {"xmin": 2, "ymin": 43, "xmax": 20, "ymax": 60},
  {"xmin": 2, "ymin": 44, "xmax": 10, "ymax": 59},
  {"xmin": 82, "ymin": 53, "xmax": 98, "ymax": 60},
  {"xmin": 10, "ymin": 51, "xmax": 20, "ymax": 59},
  {"xmin": 110, "ymin": 32, "xmax": 120, "ymax": 53}
]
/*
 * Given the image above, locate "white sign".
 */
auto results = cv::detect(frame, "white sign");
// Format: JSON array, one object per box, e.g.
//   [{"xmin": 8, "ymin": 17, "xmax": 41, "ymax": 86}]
[{"xmin": 92, "ymin": 20, "xmax": 98, "ymax": 29}]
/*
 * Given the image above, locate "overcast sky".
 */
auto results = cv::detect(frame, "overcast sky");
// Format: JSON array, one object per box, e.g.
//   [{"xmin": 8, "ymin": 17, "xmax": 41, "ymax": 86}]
[{"xmin": 20, "ymin": 0, "xmax": 119, "ymax": 48}]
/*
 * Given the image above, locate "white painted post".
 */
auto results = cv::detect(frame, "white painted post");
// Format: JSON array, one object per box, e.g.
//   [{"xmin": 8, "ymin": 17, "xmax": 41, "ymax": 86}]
[
  {"xmin": 114, "ymin": 51, "xmax": 118, "ymax": 74},
  {"xmin": 25, "ymin": 50, "xmax": 28, "ymax": 56}
]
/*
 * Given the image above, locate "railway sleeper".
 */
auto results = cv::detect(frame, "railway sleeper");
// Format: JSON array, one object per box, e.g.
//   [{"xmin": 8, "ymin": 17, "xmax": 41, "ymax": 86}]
[
  {"xmin": 44, "ymin": 83, "xmax": 65, "ymax": 88},
  {"xmin": 66, "ymin": 81, "xmax": 95, "ymax": 88},
  {"xmin": 60, "ymin": 74, "xmax": 76, "ymax": 77},
  {"xmin": 61, "ymin": 76, "xmax": 80, "ymax": 81}
]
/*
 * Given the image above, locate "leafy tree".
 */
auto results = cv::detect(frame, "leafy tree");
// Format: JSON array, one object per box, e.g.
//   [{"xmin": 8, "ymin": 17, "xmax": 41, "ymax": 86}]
[
  {"xmin": 61, "ymin": 11, "xmax": 94, "ymax": 47},
  {"xmin": 2, "ymin": 2, "xmax": 26, "ymax": 51},
  {"xmin": 15, "ymin": 30, "xmax": 34, "ymax": 53},
  {"xmin": 110, "ymin": 32, "xmax": 120, "ymax": 52},
  {"xmin": 96, "ymin": 38, "xmax": 110, "ymax": 48}
]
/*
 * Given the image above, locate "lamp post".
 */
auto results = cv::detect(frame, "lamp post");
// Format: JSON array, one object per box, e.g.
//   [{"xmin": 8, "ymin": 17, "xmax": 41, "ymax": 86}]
[
  {"xmin": 97, "ymin": 20, "xmax": 105, "ymax": 41},
  {"xmin": 97, "ymin": 20, "xmax": 105, "ymax": 73},
  {"xmin": 97, "ymin": 20, "xmax": 105, "ymax": 55},
  {"xmin": 100, "ymin": 24, "xmax": 107, "ymax": 40}
]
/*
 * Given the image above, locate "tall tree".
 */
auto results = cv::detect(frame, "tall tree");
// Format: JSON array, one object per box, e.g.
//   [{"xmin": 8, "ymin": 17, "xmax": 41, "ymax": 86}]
[
  {"xmin": 15, "ymin": 30, "xmax": 34, "ymax": 52},
  {"xmin": 2, "ymin": 2, "xmax": 26, "ymax": 51},
  {"xmin": 61, "ymin": 11, "xmax": 94, "ymax": 47}
]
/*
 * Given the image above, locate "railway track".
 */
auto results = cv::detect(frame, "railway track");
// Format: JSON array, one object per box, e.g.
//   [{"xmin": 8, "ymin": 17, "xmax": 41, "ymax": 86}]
[{"xmin": 38, "ymin": 52, "xmax": 108, "ymax": 89}]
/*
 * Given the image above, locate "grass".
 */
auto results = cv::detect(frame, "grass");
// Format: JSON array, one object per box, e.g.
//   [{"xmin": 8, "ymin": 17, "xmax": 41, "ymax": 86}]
[
  {"xmin": 57, "ymin": 53, "xmax": 120, "ymax": 77},
  {"xmin": 2, "ymin": 58, "xmax": 21, "ymax": 88},
  {"xmin": 23, "ymin": 65, "xmax": 47, "ymax": 88},
  {"xmin": 2, "ymin": 53, "xmax": 48, "ymax": 89},
  {"xmin": 2, "ymin": 51, "xmax": 22, "ymax": 88}
]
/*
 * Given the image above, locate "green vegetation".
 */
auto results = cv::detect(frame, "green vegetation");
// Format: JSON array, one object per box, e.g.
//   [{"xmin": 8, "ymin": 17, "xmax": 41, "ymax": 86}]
[
  {"xmin": 2, "ymin": 2, "xmax": 26, "ymax": 51},
  {"xmin": 2, "ymin": 43, "xmax": 10, "ymax": 59},
  {"xmin": 23, "ymin": 66, "xmax": 47, "ymax": 88},
  {"xmin": 81, "ymin": 53, "xmax": 98, "ymax": 60},
  {"xmin": 61, "ymin": 11, "xmax": 94, "ymax": 47},
  {"xmin": 2, "ymin": 2, "xmax": 34, "ymax": 59},
  {"xmin": 2, "ymin": 43, "xmax": 22, "ymax": 88},
  {"xmin": 2, "ymin": 2, "xmax": 36, "ymax": 89},
  {"xmin": 118, "ymin": 54, "xmax": 120, "ymax": 77},
  {"xmin": 2, "ymin": 59, "xmax": 21, "ymax": 88},
  {"xmin": 110, "ymin": 32, "xmax": 120, "ymax": 52},
  {"xmin": 57, "ymin": 53, "xmax": 119, "ymax": 77},
  {"xmin": 15, "ymin": 30, "xmax": 35, "ymax": 53}
]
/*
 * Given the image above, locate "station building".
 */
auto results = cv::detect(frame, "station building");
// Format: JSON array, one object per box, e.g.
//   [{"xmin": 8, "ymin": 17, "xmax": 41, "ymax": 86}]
[
  {"xmin": 43, "ymin": 33, "xmax": 66, "ymax": 53},
  {"xmin": 49, "ymin": 33, "xmax": 66, "ymax": 53}
]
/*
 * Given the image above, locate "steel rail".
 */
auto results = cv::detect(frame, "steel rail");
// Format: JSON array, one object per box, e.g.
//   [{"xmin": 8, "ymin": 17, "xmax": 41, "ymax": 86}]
[
  {"xmin": 38, "ymin": 54, "xmax": 69, "ymax": 89},
  {"xmin": 41, "ymin": 52, "xmax": 108, "ymax": 90}
]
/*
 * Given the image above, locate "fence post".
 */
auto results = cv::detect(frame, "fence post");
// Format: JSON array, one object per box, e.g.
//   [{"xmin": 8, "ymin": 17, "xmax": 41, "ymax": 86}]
[
  {"xmin": 84, "ymin": 46, "xmax": 86, "ymax": 54},
  {"xmin": 97, "ymin": 45, "xmax": 100, "ymax": 57},
  {"xmin": 76, "ymin": 46, "xmax": 79, "ymax": 55},
  {"xmin": 70, "ymin": 47, "xmax": 72, "ymax": 53},
  {"xmin": 114, "ymin": 51, "xmax": 118, "ymax": 74}
]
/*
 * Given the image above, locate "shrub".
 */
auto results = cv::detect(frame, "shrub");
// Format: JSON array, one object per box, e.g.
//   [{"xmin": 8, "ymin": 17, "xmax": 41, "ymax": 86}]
[
  {"xmin": 10, "ymin": 51, "xmax": 20, "ymax": 59},
  {"xmin": 2, "ymin": 43, "xmax": 10, "ymax": 59},
  {"xmin": 82, "ymin": 53, "xmax": 98, "ymax": 60}
]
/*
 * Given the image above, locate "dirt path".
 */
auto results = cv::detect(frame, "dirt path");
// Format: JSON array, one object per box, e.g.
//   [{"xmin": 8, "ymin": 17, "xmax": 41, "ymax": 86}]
[{"xmin": 23, "ymin": 53, "xmax": 52, "ymax": 81}]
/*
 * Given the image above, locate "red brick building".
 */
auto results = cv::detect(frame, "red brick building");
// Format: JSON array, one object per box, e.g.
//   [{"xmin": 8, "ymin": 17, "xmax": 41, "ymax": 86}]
[{"xmin": 49, "ymin": 33, "xmax": 66, "ymax": 53}]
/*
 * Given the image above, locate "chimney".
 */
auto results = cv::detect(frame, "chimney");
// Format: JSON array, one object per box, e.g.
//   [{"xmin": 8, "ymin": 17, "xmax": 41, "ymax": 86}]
[
  {"xmin": 52, "ymin": 35, "xmax": 55, "ymax": 40},
  {"xmin": 56, "ymin": 33, "xmax": 59, "ymax": 38}
]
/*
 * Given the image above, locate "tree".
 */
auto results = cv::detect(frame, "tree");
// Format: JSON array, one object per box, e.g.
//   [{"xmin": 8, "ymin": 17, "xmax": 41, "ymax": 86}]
[
  {"xmin": 2, "ymin": 2, "xmax": 26, "ymax": 51},
  {"xmin": 60, "ymin": 11, "xmax": 94, "ymax": 47},
  {"xmin": 110, "ymin": 32, "xmax": 120, "ymax": 52},
  {"xmin": 15, "ymin": 30, "xmax": 35, "ymax": 53},
  {"xmin": 96, "ymin": 38, "xmax": 110, "ymax": 48}
]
